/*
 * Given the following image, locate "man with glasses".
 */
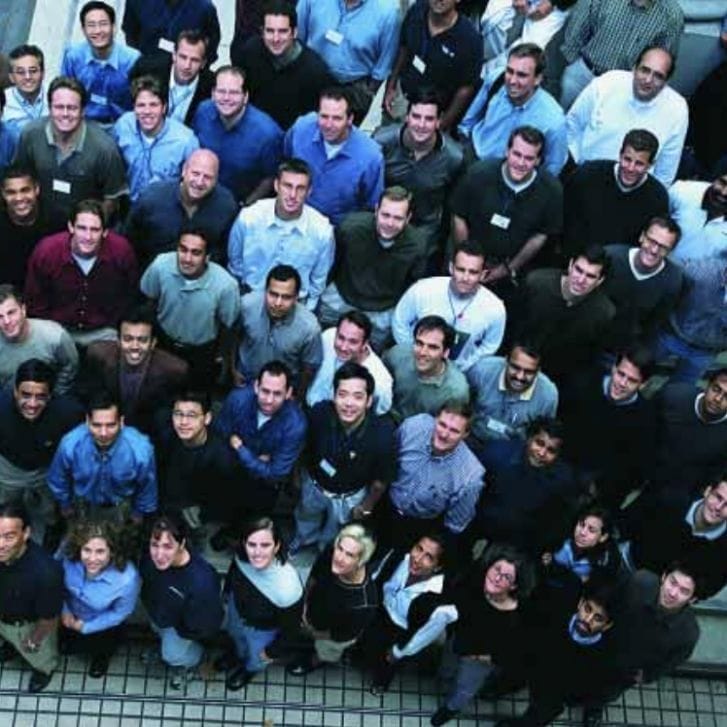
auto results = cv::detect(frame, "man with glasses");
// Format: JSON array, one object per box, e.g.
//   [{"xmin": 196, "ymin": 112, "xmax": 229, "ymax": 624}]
[
  {"xmin": 3, "ymin": 45, "xmax": 47, "ymax": 131},
  {"xmin": 566, "ymin": 46, "xmax": 688, "ymax": 187}
]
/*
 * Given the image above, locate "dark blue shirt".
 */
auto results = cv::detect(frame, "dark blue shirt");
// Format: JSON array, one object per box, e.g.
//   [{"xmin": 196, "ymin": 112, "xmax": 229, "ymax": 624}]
[{"xmin": 192, "ymin": 100, "xmax": 283, "ymax": 201}]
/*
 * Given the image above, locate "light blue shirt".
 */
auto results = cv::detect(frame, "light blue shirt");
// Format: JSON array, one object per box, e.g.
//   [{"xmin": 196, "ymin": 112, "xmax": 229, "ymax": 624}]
[
  {"xmin": 60, "ymin": 41, "xmax": 141, "ymax": 124},
  {"xmin": 3, "ymin": 85, "xmax": 48, "ymax": 131},
  {"xmin": 296, "ymin": 0, "xmax": 401, "ymax": 82},
  {"xmin": 459, "ymin": 84, "xmax": 568, "ymax": 176},
  {"xmin": 60, "ymin": 557, "xmax": 141, "ymax": 634},
  {"xmin": 112, "ymin": 113, "xmax": 199, "ymax": 201},
  {"xmin": 227, "ymin": 198, "xmax": 334, "ymax": 310}
]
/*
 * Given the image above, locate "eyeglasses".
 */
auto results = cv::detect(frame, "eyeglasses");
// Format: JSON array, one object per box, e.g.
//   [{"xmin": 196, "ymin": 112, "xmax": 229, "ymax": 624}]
[
  {"xmin": 11, "ymin": 67, "xmax": 41, "ymax": 77},
  {"xmin": 491, "ymin": 564, "xmax": 516, "ymax": 586},
  {"xmin": 84, "ymin": 21, "xmax": 112, "ymax": 30}
]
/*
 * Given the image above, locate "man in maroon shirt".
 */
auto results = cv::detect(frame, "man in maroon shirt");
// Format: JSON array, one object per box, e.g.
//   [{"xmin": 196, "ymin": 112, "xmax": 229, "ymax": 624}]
[{"xmin": 24, "ymin": 199, "xmax": 138, "ymax": 347}]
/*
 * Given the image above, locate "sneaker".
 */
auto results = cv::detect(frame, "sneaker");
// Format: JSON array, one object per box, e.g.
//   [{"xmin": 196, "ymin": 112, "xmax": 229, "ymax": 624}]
[
  {"xmin": 28, "ymin": 670, "xmax": 52, "ymax": 693},
  {"xmin": 0, "ymin": 641, "xmax": 17, "ymax": 663},
  {"xmin": 583, "ymin": 706, "xmax": 604, "ymax": 727},
  {"xmin": 168, "ymin": 666, "xmax": 194, "ymax": 690},
  {"xmin": 210, "ymin": 527, "xmax": 233, "ymax": 552},
  {"xmin": 431, "ymin": 707, "xmax": 459, "ymax": 726},
  {"xmin": 88, "ymin": 654, "xmax": 111, "ymax": 678}
]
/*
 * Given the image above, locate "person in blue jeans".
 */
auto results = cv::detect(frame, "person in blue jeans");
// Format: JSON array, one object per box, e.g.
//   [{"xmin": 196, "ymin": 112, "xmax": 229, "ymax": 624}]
[{"xmin": 215, "ymin": 516, "xmax": 303, "ymax": 691}]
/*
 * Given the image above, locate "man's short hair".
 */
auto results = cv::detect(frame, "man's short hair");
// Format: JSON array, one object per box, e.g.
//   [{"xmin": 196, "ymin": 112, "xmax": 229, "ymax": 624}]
[
  {"xmin": 15, "ymin": 358, "xmax": 55, "ymax": 392},
  {"xmin": 215, "ymin": 65, "xmax": 246, "ymax": 87},
  {"xmin": 635, "ymin": 44, "xmax": 675, "ymax": 79},
  {"xmin": 119, "ymin": 302, "xmax": 158, "ymax": 336},
  {"xmin": 663, "ymin": 560, "xmax": 702, "ymax": 601},
  {"xmin": 406, "ymin": 86, "xmax": 443, "ymax": 114},
  {"xmin": 262, "ymin": 0, "xmax": 298, "ymax": 28},
  {"xmin": 507, "ymin": 42, "xmax": 546, "ymax": 75},
  {"xmin": 575, "ymin": 243, "xmax": 610, "ymax": 278},
  {"xmin": 9, "ymin": 44, "xmax": 44, "ymax": 70},
  {"xmin": 507, "ymin": 125, "xmax": 545, "ymax": 156},
  {"xmin": 80, "ymin": 1, "xmax": 115, "ymax": 25},
  {"xmin": 573, "ymin": 499, "xmax": 614, "ymax": 540},
  {"xmin": 333, "ymin": 361, "xmax": 375, "ymax": 398},
  {"xmin": 480, "ymin": 542, "xmax": 536, "ymax": 599},
  {"xmin": 337, "ymin": 311, "xmax": 372, "ymax": 343},
  {"xmin": 379, "ymin": 184, "xmax": 413, "ymax": 208},
  {"xmin": 266, "ymin": 263, "xmax": 301, "ymax": 295},
  {"xmin": 172, "ymin": 389, "xmax": 212, "ymax": 413},
  {"xmin": 614, "ymin": 344, "xmax": 654, "ymax": 381},
  {"xmin": 276, "ymin": 158, "xmax": 311, "ymax": 180},
  {"xmin": 0, "ymin": 500, "xmax": 31, "ymax": 529},
  {"xmin": 0, "ymin": 284, "xmax": 23, "ymax": 307},
  {"xmin": 131, "ymin": 74, "xmax": 168, "ymax": 105},
  {"xmin": 335, "ymin": 523, "xmax": 376, "ymax": 566},
  {"xmin": 705, "ymin": 366, "xmax": 727, "ymax": 384},
  {"xmin": 86, "ymin": 390, "xmax": 120, "ymax": 417},
  {"xmin": 526, "ymin": 416, "xmax": 565, "ymax": 442},
  {"xmin": 179, "ymin": 226, "xmax": 210, "ymax": 253},
  {"xmin": 48, "ymin": 76, "xmax": 87, "ymax": 108},
  {"xmin": 451, "ymin": 240, "xmax": 486, "ymax": 265},
  {"xmin": 257, "ymin": 360, "xmax": 293, "ymax": 388},
  {"xmin": 2, "ymin": 165, "xmax": 39, "ymax": 187},
  {"xmin": 70, "ymin": 198, "xmax": 107, "ymax": 228},
  {"xmin": 436, "ymin": 399, "xmax": 473, "ymax": 422},
  {"xmin": 621, "ymin": 128, "xmax": 660, "ymax": 163},
  {"xmin": 641, "ymin": 215, "xmax": 681, "ymax": 245},
  {"xmin": 581, "ymin": 571, "xmax": 624, "ymax": 622},
  {"xmin": 150, "ymin": 512, "xmax": 189, "ymax": 546},
  {"xmin": 175, "ymin": 29, "xmax": 209, "ymax": 54},
  {"xmin": 414, "ymin": 315, "xmax": 454, "ymax": 352},
  {"xmin": 319, "ymin": 86, "xmax": 352, "ymax": 116},
  {"xmin": 508, "ymin": 340, "xmax": 542, "ymax": 364}
]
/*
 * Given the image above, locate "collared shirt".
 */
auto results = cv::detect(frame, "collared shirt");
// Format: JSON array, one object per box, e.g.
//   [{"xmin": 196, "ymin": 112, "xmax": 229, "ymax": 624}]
[
  {"xmin": 214, "ymin": 384, "xmax": 307, "ymax": 483},
  {"xmin": 60, "ymin": 558, "xmax": 141, "ymax": 635},
  {"xmin": 561, "ymin": 0, "xmax": 684, "ymax": 72},
  {"xmin": 112, "ymin": 114, "xmax": 199, "ymax": 201},
  {"xmin": 373, "ymin": 123, "xmax": 464, "ymax": 248},
  {"xmin": 306, "ymin": 327, "xmax": 393, "ymax": 414},
  {"xmin": 283, "ymin": 112, "xmax": 384, "ymax": 225},
  {"xmin": 296, "ymin": 0, "xmax": 401, "ymax": 83},
  {"xmin": 140, "ymin": 252, "xmax": 241, "ymax": 345},
  {"xmin": 227, "ymin": 198, "xmax": 335, "ymax": 309},
  {"xmin": 305, "ymin": 401, "xmax": 397, "ymax": 495},
  {"xmin": 566, "ymin": 70, "xmax": 688, "ymax": 187},
  {"xmin": 392, "ymin": 276, "xmax": 506, "ymax": 372},
  {"xmin": 684, "ymin": 499, "xmax": 727, "ymax": 541},
  {"xmin": 168, "ymin": 69, "xmax": 199, "ymax": 123},
  {"xmin": 192, "ymin": 100, "xmax": 283, "ymax": 201},
  {"xmin": 237, "ymin": 290, "xmax": 322, "ymax": 384},
  {"xmin": 459, "ymin": 85, "xmax": 567, "ymax": 176},
  {"xmin": 47, "ymin": 423, "xmax": 158, "ymax": 516},
  {"xmin": 15, "ymin": 119, "xmax": 129, "ymax": 228},
  {"xmin": 2, "ymin": 85, "xmax": 48, "ymax": 131},
  {"xmin": 467, "ymin": 355, "xmax": 558, "ymax": 443},
  {"xmin": 60, "ymin": 41, "xmax": 141, "ymax": 124},
  {"xmin": 388, "ymin": 412, "xmax": 484, "ymax": 533},
  {"xmin": 126, "ymin": 179, "xmax": 239, "ymax": 266},
  {"xmin": 24, "ymin": 230, "xmax": 139, "ymax": 331}
]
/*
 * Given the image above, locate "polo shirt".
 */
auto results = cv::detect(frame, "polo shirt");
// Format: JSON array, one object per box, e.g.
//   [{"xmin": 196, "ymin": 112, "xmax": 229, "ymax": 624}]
[
  {"xmin": 237, "ymin": 290, "xmax": 322, "ymax": 383},
  {"xmin": 14, "ymin": 119, "xmax": 129, "ymax": 228},
  {"xmin": 283, "ymin": 112, "xmax": 384, "ymax": 225},
  {"xmin": 305, "ymin": 401, "xmax": 397, "ymax": 495},
  {"xmin": 111, "ymin": 114, "xmax": 199, "ymax": 201},
  {"xmin": 227, "ymin": 198, "xmax": 335, "ymax": 309},
  {"xmin": 192, "ymin": 100, "xmax": 283, "ymax": 202},
  {"xmin": 2, "ymin": 86, "xmax": 48, "ymax": 132},
  {"xmin": 451, "ymin": 158, "xmax": 563, "ymax": 262},
  {"xmin": 296, "ymin": 0, "xmax": 401, "ymax": 83},
  {"xmin": 24, "ymin": 230, "xmax": 139, "ymax": 331},
  {"xmin": 373, "ymin": 123, "xmax": 464, "ymax": 250},
  {"xmin": 398, "ymin": 4, "xmax": 482, "ymax": 108},
  {"xmin": 126, "ymin": 179, "xmax": 238, "ymax": 266},
  {"xmin": 60, "ymin": 41, "xmax": 141, "ymax": 124},
  {"xmin": 0, "ymin": 542, "xmax": 63, "ymax": 621},
  {"xmin": 140, "ymin": 252, "xmax": 241, "ymax": 345},
  {"xmin": 466, "ymin": 356, "xmax": 558, "ymax": 444}
]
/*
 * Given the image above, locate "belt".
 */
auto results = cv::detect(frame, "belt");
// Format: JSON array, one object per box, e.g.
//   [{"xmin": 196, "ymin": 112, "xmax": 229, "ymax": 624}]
[
  {"xmin": 312, "ymin": 478, "xmax": 365, "ymax": 500},
  {"xmin": 0, "ymin": 616, "xmax": 29, "ymax": 625}
]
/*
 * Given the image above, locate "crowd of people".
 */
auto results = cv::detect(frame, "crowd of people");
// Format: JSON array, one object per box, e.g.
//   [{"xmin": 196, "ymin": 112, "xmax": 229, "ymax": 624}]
[{"xmin": 0, "ymin": 1, "xmax": 726, "ymax": 725}]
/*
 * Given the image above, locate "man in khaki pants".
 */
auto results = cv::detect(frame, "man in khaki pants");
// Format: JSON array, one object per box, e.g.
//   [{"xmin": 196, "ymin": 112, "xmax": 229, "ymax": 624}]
[{"xmin": 0, "ymin": 501, "xmax": 63, "ymax": 692}]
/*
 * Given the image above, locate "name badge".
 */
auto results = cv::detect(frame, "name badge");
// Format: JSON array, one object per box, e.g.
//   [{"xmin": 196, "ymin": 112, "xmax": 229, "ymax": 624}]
[
  {"xmin": 412, "ymin": 55, "xmax": 427, "ymax": 74},
  {"xmin": 486, "ymin": 417, "xmax": 510, "ymax": 435},
  {"xmin": 52, "ymin": 179, "xmax": 71, "ymax": 194},
  {"xmin": 319, "ymin": 458, "xmax": 337, "ymax": 477},
  {"xmin": 490, "ymin": 213, "xmax": 511, "ymax": 230},
  {"xmin": 158, "ymin": 38, "xmax": 175, "ymax": 53},
  {"xmin": 325, "ymin": 29, "xmax": 344, "ymax": 45},
  {"xmin": 90, "ymin": 93, "xmax": 108, "ymax": 106}
]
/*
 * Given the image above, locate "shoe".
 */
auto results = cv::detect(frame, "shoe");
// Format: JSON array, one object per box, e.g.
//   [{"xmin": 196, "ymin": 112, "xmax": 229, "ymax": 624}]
[
  {"xmin": 583, "ymin": 707, "xmax": 604, "ymax": 727},
  {"xmin": 168, "ymin": 666, "xmax": 194, "ymax": 690},
  {"xmin": 431, "ymin": 706, "xmax": 459, "ymax": 726},
  {"xmin": 210, "ymin": 527, "xmax": 233, "ymax": 552},
  {"xmin": 0, "ymin": 642, "xmax": 16, "ymax": 663},
  {"xmin": 213, "ymin": 651, "xmax": 238, "ymax": 672},
  {"xmin": 88, "ymin": 655, "xmax": 110, "ymax": 678},
  {"xmin": 28, "ymin": 670, "xmax": 52, "ymax": 692},
  {"xmin": 226, "ymin": 665, "xmax": 253, "ymax": 691},
  {"xmin": 286, "ymin": 656, "xmax": 322, "ymax": 676}
]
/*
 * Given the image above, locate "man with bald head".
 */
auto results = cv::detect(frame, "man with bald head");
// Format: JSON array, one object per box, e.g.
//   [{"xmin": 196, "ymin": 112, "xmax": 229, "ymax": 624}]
[{"xmin": 126, "ymin": 148, "xmax": 238, "ymax": 268}]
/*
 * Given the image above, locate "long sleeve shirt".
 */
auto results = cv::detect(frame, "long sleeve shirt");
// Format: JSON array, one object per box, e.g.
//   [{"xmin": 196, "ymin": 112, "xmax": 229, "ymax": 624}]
[{"xmin": 47, "ymin": 424, "xmax": 158, "ymax": 517}]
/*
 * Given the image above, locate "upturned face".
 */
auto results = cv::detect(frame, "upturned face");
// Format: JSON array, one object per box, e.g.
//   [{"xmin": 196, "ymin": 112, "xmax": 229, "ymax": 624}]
[{"xmin": 244, "ymin": 527, "xmax": 280, "ymax": 570}]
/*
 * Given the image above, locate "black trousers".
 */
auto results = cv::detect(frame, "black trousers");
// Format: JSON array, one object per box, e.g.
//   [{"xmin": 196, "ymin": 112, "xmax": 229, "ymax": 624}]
[{"xmin": 60, "ymin": 625, "xmax": 123, "ymax": 659}]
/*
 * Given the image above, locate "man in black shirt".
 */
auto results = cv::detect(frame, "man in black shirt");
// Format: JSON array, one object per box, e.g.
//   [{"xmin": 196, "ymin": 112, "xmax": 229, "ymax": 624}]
[
  {"xmin": 0, "ymin": 501, "xmax": 64, "ymax": 692},
  {"xmin": 290, "ymin": 362, "xmax": 397, "ymax": 552}
]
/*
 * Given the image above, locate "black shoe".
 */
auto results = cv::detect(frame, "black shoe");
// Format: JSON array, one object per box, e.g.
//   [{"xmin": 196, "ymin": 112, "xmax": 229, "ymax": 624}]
[
  {"xmin": 28, "ymin": 670, "xmax": 52, "ymax": 692},
  {"xmin": 286, "ymin": 656, "xmax": 323, "ymax": 677},
  {"xmin": 210, "ymin": 527, "xmax": 233, "ymax": 552},
  {"xmin": 88, "ymin": 655, "xmax": 110, "ymax": 678},
  {"xmin": 0, "ymin": 642, "xmax": 16, "ymax": 663},
  {"xmin": 583, "ymin": 707, "xmax": 604, "ymax": 727},
  {"xmin": 213, "ymin": 651, "xmax": 238, "ymax": 672},
  {"xmin": 226, "ymin": 665, "xmax": 253, "ymax": 691},
  {"xmin": 431, "ymin": 706, "xmax": 459, "ymax": 726}
]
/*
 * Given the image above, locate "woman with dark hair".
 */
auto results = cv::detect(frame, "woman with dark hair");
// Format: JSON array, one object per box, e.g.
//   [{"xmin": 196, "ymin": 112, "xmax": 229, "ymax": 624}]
[
  {"xmin": 431, "ymin": 543, "xmax": 536, "ymax": 726},
  {"xmin": 215, "ymin": 516, "xmax": 303, "ymax": 691},
  {"xmin": 58, "ymin": 518, "xmax": 140, "ymax": 677}
]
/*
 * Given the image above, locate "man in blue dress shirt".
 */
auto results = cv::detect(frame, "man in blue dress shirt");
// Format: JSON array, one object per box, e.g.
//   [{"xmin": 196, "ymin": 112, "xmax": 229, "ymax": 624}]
[{"xmin": 60, "ymin": 1, "xmax": 141, "ymax": 127}]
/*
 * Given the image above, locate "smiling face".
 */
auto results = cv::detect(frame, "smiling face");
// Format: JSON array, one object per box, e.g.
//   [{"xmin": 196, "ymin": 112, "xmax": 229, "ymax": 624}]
[
  {"xmin": 81, "ymin": 536, "xmax": 112, "ymax": 577},
  {"xmin": 181, "ymin": 150, "xmax": 218, "ymax": 202},
  {"xmin": 608, "ymin": 357, "xmax": 644, "ymax": 401},
  {"xmin": 213, "ymin": 71, "xmax": 247, "ymax": 120},
  {"xmin": 375, "ymin": 197, "xmax": 411, "ymax": 240},
  {"xmin": 119, "ymin": 321, "xmax": 156, "ymax": 368},
  {"xmin": 318, "ymin": 97, "xmax": 352, "ymax": 144},
  {"xmin": 405, "ymin": 102, "xmax": 440, "ymax": 146},
  {"xmin": 408, "ymin": 536, "xmax": 442, "ymax": 578},
  {"xmin": 504, "ymin": 55, "xmax": 541, "ymax": 105},
  {"xmin": 82, "ymin": 8, "xmax": 114, "ymax": 53},
  {"xmin": 50, "ymin": 87, "xmax": 84, "ymax": 136},
  {"xmin": 334, "ymin": 320, "xmax": 367, "ymax": 362},
  {"xmin": 9, "ymin": 53, "xmax": 44, "ymax": 99},
  {"xmin": 525, "ymin": 429, "xmax": 562, "ymax": 468},
  {"xmin": 274, "ymin": 170, "xmax": 310, "ymax": 219},
  {"xmin": 263, "ymin": 13, "xmax": 296, "ymax": 56},
  {"xmin": 331, "ymin": 536, "xmax": 364, "ymax": 578},
  {"xmin": 414, "ymin": 327, "xmax": 449, "ymax": 376},
  {"xmin": 1, "ymin": 175, "xmax": 40, "ymax": 223},
  {"xmin": 636, "ymin": 223, "xmax": 677, "ymax": 271},
  {"xmin": 172, "ymin": 401, "xmax": 210, "ymax": 445},
  {"xmin": 255, "ymin": 371, "xmax": 292, "ymax": 417},
  {"xmin": 431, "ymin": 410, "xmax": 469, "ymax": 454},
  {"xmin": 484, "ymin": 559, "xmax": 517, "ymax": 598},
  {"xmin": 134, "ymin": 89, "xmax": 166, "ymax": 135},
  {"xmin": 334, "ymin": 375, "xmax": 372, "ymax": 428},
  {"xmin": 244, "ymin": 527, "xmax": 280, "ymax": 570},
  {"xmin": 172, "ymin": 38, "xmax": 206, "ymax": 85},
  {"xmin": 13, "ymin": 380, "xmax": 50, "ymax": 422},
  {"xmin": 505, "ymin": 347, "xmax": 540, "ymax": 393},
  {"xmin": 658, "ymin": 570, "xmax": 697, "ymax": 611},
  {"xmin": 69, "ymin": 211, "xmax": 106, "ymax": 259},
  {"xmin": 0, "ymin": 295, "xmax": 28, "ymax": 341},
  {"xmin": 176, "ymin": 233, "xmax": 208, "ymax": 278},
  {"xmin": 699, "ymin": 482, "xmax": 727, "ymax": 527},
  {"xmin": 618, "ymin": 145, "xmax": 652, "ymax": 188},
  {"xmin": 505, "ymin": 134, "xmax": 542, "ymax": 183}
]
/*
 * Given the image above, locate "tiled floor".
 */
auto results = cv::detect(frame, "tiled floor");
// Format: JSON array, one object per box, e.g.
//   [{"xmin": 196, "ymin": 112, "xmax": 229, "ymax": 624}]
[{"xmin": 1, "ymin": 640, "xmax": 726, "ymax": 726}]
